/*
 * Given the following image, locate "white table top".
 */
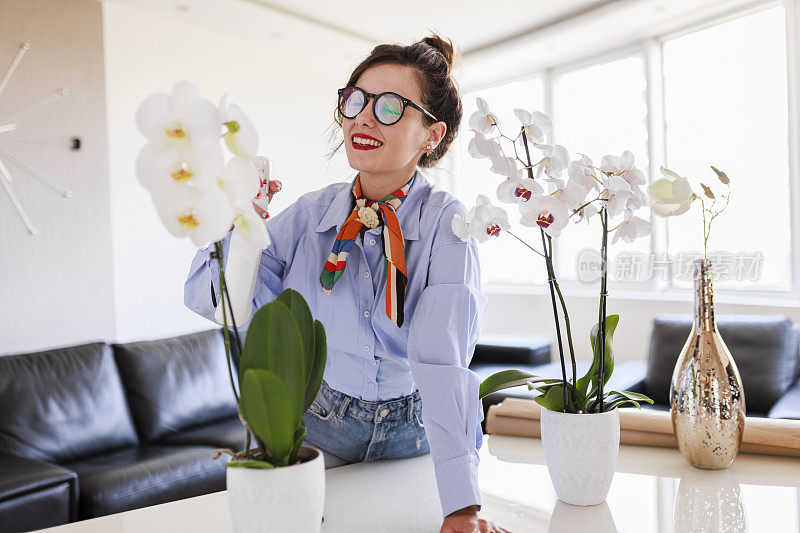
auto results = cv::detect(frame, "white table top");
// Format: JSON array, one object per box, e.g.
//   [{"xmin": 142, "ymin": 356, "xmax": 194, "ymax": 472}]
[{"xmin": 39, "ymin": 435, "xmax": 800, "ymax": 532}]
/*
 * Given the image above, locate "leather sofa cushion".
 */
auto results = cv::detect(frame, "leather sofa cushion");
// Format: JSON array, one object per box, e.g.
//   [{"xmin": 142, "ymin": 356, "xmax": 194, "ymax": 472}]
[
  {"xmin": 158, "ymin": 415, "xmax": 247, "ymax": 452},
  {"xmin": 113, "ymin": 329, "xmax": 238, "ymax": 443},
  {"xmin": 645, "ymin": 314, "xmax": 800, "ymax": 414},
  {"xmin": 0, "ymin": 342, "xmax": 139, "ymax": 463},
  {"xmin": 62, "ymin": 445, "xmax": 226, "ymax": 519},
  {"xmin": 0, "ymin": 452, "xmax": 77, "ymax": 531}
]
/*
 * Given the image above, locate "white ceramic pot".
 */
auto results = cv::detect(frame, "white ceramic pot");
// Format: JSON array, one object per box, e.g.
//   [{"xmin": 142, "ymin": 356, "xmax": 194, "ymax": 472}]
[
  {"xmin": 540, "ymin": 407, "xmax": 620, "ymax": 506},
  {"xmin": 226, "ymin": 445, "xmax": 325, "ymax": 533}
]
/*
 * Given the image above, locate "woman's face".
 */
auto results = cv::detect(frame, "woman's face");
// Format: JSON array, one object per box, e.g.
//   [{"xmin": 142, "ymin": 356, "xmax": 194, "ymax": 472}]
[{"xmin": 341, "ymin": 63, "xmax": 444, "ymax": 177}]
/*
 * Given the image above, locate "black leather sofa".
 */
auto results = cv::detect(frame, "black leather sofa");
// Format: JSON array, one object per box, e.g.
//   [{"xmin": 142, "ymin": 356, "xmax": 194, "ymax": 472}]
[
  {"xmin": 622, "ymin": 314, "xmax": 800, "ymax": 418},
  {"xmin": 0, "ymin": 328, "xmax": 245, "ymax": 533},
  {"xmin": 472, "ymin": 314, "xmax": 800, "ymax": 421}
]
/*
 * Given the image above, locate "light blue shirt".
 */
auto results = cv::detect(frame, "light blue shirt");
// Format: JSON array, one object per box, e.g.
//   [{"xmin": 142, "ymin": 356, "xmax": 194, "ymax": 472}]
[{"xmin": 184, "ymin": 167, "xmax": 488, "ymax": 517}]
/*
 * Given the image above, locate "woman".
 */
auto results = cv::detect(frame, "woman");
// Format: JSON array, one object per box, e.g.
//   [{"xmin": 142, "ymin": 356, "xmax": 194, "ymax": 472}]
[{"xmin": 184, "ymin": 34, "xmax": 509, "ymax": 533}]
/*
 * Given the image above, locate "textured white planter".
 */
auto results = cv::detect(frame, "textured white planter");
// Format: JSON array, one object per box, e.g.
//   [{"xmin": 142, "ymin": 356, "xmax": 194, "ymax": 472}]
[
  {"xmin": 226, "ymin": 445, "xmax": 325, "ymax": 533},
  {"xmin": 540, "ymin": 408, "xmax": 620, "ymax": 506}
]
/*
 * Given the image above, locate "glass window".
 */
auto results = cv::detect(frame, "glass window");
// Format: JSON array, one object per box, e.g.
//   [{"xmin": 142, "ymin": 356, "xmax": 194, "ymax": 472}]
[
  {"xmin": 662, "ymin": 6, "xmax": 791, "ymax": 291},
  {"xmin": 458, "ymin": 77, "xmax": 547, "ymax": 285},
  {"xmin": 551, "ymin": 55, "xmax": 650, "ymax": 283}
]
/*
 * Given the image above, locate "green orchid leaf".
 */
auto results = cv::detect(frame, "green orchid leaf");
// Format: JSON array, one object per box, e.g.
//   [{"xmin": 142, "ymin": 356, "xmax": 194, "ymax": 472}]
[
  {"xmin": 576, "ymin": 314, "xmax": 619, "ymax": 397},
  {"xmin": 604, "ymin": 397, "xmax": 642, "ymax": 411},
  {"xmin": 240, "ymin": 369, "xmax": 295, "ymax": 465},
  {"xmin": 289, "ymin": 422, "xmax": 306, "ymax": 463},
  {"xmin": 534, "ymin": 384, "xmax": 569, "ymax": 411},
  {"xmin": 239, "ymin": 299, "xmax": 306, "ymax": 422},
  {"xmin": 479, "ymin": 369, "xmax": 558, "ymax": 399},
  {"xmin": 276, "ymin": 289, "xmax": 316, "ymax": 410},
  {"xmin": 533, "ymin": 381, "xmax": 586, "ymax": 413},
  {"xmin": 607, "ymin": 390, "xmax": 654, "ymax": 404},
  {"xmin": 304, "ymin": 320, "xmax": 327, "ymax": 413}
]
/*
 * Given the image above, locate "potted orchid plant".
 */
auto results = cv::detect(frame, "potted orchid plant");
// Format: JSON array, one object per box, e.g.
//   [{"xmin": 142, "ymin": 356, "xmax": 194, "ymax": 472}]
[
  {"xmin": 134, "ymin": 79, "xmax": 326, "ymax": 532},
  {"xmin": 457, "ymin": 97, "xmax": 653, "ymax": 506}
]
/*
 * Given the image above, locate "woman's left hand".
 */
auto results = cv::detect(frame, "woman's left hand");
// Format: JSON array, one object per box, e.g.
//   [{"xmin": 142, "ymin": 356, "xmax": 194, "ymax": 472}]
[{"xmin": 440, "ymin": 505, "xmax": 512, "ymax": 533}]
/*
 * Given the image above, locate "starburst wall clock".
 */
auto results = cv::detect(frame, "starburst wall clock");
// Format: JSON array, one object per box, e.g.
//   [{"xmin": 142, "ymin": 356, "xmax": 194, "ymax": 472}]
[{"xmin": 0, "ymin": 41, "xmax": 81, "ymax": 235}]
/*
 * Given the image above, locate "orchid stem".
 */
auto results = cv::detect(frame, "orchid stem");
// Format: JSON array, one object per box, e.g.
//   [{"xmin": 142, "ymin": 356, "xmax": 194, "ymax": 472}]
[
  {"xmin": 520, "ymin": 128, "xmax": 572, "ymax": 412},
  {"xmin": 505, "ymin": 230, "xmax": 545, "ymax": 257},
  {"xmin": 214, "ymin": 240, "xmax": 241, "ymax": 405},
  {"xmin": 548, "ymin": 233, "xmax": 578, "ymax": 411}
]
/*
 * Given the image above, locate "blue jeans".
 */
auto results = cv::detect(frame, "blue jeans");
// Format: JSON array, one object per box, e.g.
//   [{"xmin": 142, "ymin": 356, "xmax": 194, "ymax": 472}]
[{"xmin": 301, "ymin": 379, "xmax": 431, "ymax": 468}]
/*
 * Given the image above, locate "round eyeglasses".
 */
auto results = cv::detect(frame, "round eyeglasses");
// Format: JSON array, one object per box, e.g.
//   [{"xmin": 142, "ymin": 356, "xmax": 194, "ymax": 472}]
[{"xmin": 337, "ymin": 86, "xmax": 438, "ymax": 126}]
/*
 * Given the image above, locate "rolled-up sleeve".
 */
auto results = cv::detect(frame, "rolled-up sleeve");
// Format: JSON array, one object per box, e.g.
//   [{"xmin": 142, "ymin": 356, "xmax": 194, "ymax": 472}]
[
  {"xmin": 407, "ymin": 200, "xmax": 488, "ymax": 519},
  {"xmin": 183, "ymin": 216, "xmax": 288, "ymax": 331}
]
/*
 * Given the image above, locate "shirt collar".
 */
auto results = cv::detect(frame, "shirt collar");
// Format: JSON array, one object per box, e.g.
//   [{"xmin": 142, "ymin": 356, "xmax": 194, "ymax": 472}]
[{"xmin": 314, "ymin": 168, "xmax": 428, "ymax": 240}]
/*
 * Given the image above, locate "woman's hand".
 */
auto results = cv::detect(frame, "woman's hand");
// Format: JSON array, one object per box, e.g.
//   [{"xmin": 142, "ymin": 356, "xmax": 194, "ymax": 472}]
[{"xmin": 440, "ymin": 505, "xmax": 512, "ymax": 533}]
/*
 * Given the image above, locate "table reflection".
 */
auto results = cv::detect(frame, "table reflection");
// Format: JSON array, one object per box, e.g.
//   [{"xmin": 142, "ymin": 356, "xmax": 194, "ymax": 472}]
[
  {"xmin": 674, "ymin": 468, "xmax": 746, "ymax": 532},
  {"xmin": 481, "ymin": 435, "xmax": 800, "ymax": 532}
]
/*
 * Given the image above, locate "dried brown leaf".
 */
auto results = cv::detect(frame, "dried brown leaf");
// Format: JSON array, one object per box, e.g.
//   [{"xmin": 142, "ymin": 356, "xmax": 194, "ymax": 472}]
[
  {"xmin": 711, "ymin": 165, "xmax": 730, "ymax": 184},
  {"xmin": 700, "ymin": 183, "xmax": 715, "ymax": 199}
]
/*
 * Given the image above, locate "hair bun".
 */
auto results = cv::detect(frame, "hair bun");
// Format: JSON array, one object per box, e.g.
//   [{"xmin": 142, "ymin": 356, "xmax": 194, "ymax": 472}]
[{"xmin": 421, "ymin": 34, "xmax": 457, "ymax": 69}]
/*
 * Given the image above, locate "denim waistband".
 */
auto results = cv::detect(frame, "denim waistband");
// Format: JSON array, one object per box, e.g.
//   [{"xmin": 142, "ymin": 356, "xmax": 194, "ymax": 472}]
[{"xmin": 318, "ymin": 379, "xmax": 421, "ymax": 422}]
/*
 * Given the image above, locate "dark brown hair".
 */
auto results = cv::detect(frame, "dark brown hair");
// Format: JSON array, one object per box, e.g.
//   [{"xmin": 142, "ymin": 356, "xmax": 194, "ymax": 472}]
[{"xmin": 325, "ymin": 33, "xmax": 462, "ymax": 168}]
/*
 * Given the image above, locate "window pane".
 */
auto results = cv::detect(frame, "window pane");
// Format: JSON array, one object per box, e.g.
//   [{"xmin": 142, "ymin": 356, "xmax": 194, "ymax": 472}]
[
  {"xmin": 551, "ymin": 55, "xmax": 650, "ymax": 283},
  {"xmin": 663, "ymin": 6, "xmax": 791, "ymax": 291},
  {"xmin": 459, "ymin": 77, "xmax": 547, "ymax": 285}
]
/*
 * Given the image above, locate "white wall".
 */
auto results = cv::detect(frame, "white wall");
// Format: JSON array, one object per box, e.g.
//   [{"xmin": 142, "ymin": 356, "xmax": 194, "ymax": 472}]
[
  {"xmin": 102, "ymin": 0, "xmax": 364, "ymax": 342},
  {"xmin": 0, "ymin": 0, "xmax": 114, "ymax": 355}
]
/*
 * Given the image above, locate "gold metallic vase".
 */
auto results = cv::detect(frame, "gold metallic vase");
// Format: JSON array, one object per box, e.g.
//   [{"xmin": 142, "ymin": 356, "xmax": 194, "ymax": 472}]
[{"xmin": 670, "ymin": 258, "xmax": 745, "ymax": 469}]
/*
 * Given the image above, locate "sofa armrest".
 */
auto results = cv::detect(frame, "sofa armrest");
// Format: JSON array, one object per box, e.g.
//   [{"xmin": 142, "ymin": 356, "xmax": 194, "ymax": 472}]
[
  {"xmin": 768, "ymin": 377, "xmax": 800, "ymax": 419},
  {"xmin": 472, "ymin": 333, "xmax": 551, "ymax": 366},
  {"xmin": 0, "ymin": 452, "xmax": 78, "ymax": 531}
]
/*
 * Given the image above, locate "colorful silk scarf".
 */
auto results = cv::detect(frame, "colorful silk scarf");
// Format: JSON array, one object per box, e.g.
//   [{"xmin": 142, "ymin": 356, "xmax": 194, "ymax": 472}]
[{"xmin": 320, "ymin": 172, "xmax": 415, "ymax": 328}]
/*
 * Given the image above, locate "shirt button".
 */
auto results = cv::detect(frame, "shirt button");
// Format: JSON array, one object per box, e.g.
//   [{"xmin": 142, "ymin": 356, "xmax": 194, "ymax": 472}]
[
  {"xmin": 369, "ymin": 382, "xmax": 375, "ymax": 389},
  {"xmin": 369, "ymin": 239, "xmax": 376, "ymax": 246},
  {"xmin": 363, "ymin": 310, "xmax": 371, "ymax": 318},
  {"xmin": 380, "ymin": 409, "xmax": 389, "ymax": 417},
  {"xmin": 363, "ymin": 345, "xmax": 370, "ymax": 352},
  {"xmin": 363, "ymin": 271, "xmax": 370, "ymax": 278},
  {"xmin": 371, "ymin": 359, "xmax": 377, "ymax": 366}
]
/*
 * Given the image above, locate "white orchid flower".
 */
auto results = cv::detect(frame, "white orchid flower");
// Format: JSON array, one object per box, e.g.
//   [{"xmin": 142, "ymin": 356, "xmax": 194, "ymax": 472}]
[
  {"xmin": 135, "ymin": 141, "xmax": 224, "ymax": 197},
  {"xmin": 213, "ymin": 157, "xmax": 270, "ymax": 249},
  {"xmin": 135, "ymin": 79, "xmax": 221, "ymax": 152},
  {"xmin": 513, "ymin": 109, "xmax": 552, "ymax": 143},
  {"xmin": 519, "ymin": 194, "xmax": 570, "ymax": 238},
  {"xmin": 568, "ymin": 155, "xmax": 601, "ymax": 193},
  {"xmin": 153, "ymin": 186, "xmax": 234, "ymax": 248},
  {"xmin": 600, "ymin": 150, "xmax": 646, "ymax": 185},
  {"xmin": 497, "ymin": 174, "xmax": 543, "ymax": 204},
  {"xmin": 552, "ymin": 178, "xmax": 590, "ymax": 211},
  {"xmin": 535, "ymin": 144, "xmax": 570, "ymax": 182},
  {"xmin": 468, "ymin": 97, "xmax": 500, "ymax": 134},
  {"xmin": 231, "ymin": 204, "xmax": 270, "ymax": 249},
  {"xmin": 648, "ymin": 166, "xmax": 696, "ymax": 216},
  {"xmin": 489, "ymin": 155, "xmax": 519, "ymax": 178},
  {"xmin": 625, "ymin": 183, "xmax": 649, "ymax": 211},
  {"xmin": 452, "ymin": 194, "xmax": 510, "ymax": 243},
  {"xmin": 219, "ymin": 93, "xmax": 259, "ymax": 159},
  {"xmin": 602, "ymin": 175, "xmax": 634, "ymax": 218},
  {"xmin": 216, "ymin": 156, "xmax": 260, "ymax": 210},
  {"xmin": 612, "ymin": 214, "xmax": 653, "ymax": 244},
  {"xmin": 467, "ymin": 131, "xmax": 502, "ymax": 160},
  {"xmin": 574, "ymin": 202, "xmax": 598, "ymax": 224}
]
